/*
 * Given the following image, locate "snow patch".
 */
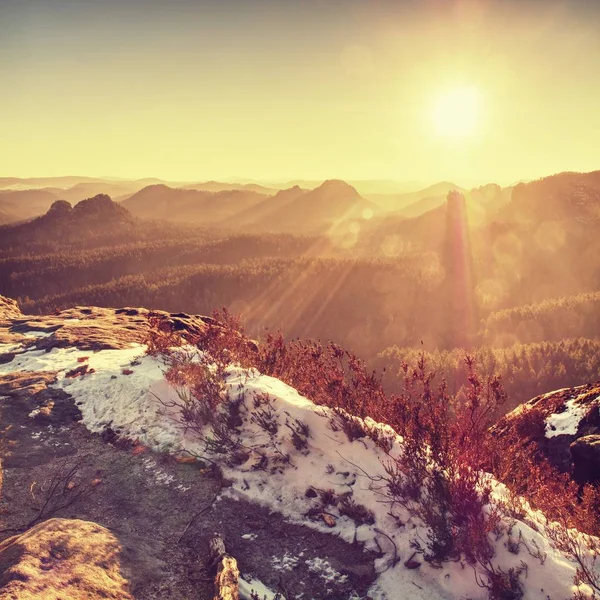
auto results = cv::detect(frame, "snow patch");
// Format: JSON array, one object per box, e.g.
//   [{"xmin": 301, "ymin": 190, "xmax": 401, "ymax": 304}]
[
  {"xmin": 545, "ymin": 393, "xmax": 598, "ymax": 438},
  {"xmin": 305, "ymin": 557, "xmax": 348, "ymax": 585},
  {"xmin": 142, "ymin": 457, "xmax": 175, "ymax": 486},
  {"xmin": 239, "ymin": 576, "xmax": 279, "ymax": 600},
  {"xmin": 22, "ymin": 330, "xmax": 53, "ymax": 339},
  {"xmin": 0, "ymin": 343, "xmax": 24, "ymax": 354},
  {"xmin": 0, "ymin": 340, "xmax": 591, "ymax": 600},
  {"xmin": 272, "ymin": 552, "xmax": 299, "ymax": 572}
]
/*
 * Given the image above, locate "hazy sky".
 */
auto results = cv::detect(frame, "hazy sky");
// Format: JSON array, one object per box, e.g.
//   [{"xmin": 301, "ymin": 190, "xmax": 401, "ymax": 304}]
[{"xmin": 1, "ymin": 0, "xmax": 599, "ymax": 186}]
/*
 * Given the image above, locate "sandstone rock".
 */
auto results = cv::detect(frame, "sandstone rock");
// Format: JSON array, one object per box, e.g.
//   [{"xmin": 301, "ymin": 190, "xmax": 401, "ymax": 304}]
[
  {"xmin": 490, "ymin": 382, "xmax": 600, "ymax": 477},
  {"xmin": 72, "ymin": 194, "xmax": 133, "ymax": 223},
  {"xmin": 571, "ymin": 434, "xmax": 600, "ymax": 485},
  {"xmin": 0, "ymin": 518, "xmax": 133, "ymax": 599},
  {"xmin": 0, "ymin": 296, "xmax": 21, "ymax": 321},
  {"xmin": 46, "ymin": 199, "xmax": 72, "ymax": 218}
]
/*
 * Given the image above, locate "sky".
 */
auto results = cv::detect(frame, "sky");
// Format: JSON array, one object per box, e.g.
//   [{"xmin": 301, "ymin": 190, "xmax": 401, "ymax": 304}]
[{"xmin": 1, "ymin": 0, "xmax": 599, "ymax": 187}]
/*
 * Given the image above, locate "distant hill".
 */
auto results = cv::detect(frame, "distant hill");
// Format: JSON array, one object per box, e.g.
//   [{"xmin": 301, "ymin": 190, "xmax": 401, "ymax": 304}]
[
  {"xmin": 499, "ymin": 170, "xmax": 600, "ymax": 223},
  {"xmin": 122, "ymin": 185, "xmax": 268, "ymax": 225},
  {"xmin": 182, "ymin": 181, "xmax": 278, "ymax": 195},
  {"xmin": 0, "ymin": 208, "xmax": 13, "ymax": 225},
  {"xmin": 123, "ymin": 180, "xmax": 379, "ymax": 235},
  {"xmin": 0, "ymin": 189, "xmax": 60, "ymax": 223},
  {"xmin": 0, "ymin": 176, "xmax": 109, "ymax": 190},
  {"xmin": 367, "ymin": 182, "xmax": 464, "ymax": 214},
  {"xmin": 47, "ymin": 181, "xmax": 151, "ymax": 205},
  {"xmin": 238, "ymin": 180, "xmax": 380, "ymax": 235},
  {"xmin": 267, "ymin": 179, "xmax": 422, "ymax": 197},
  {"xmin": 0, "ymin": 176, "xmax": 189, "ymax": 191},
  {"xmin": 223, "ymin": 185, "xmax": 307, "ymax": 229},
  {"xmin": 356, "ymin": 184, "xmax": 510, "ymax": 256},
  {"xmin": 0, "ymin": 194, "xmax": 134, "ymax": 249},
  {"xmin": 357, "ymin": 202, "xmax": 448, "ymax": 256},
  {"xmin": 0, "ymin": 179, "xmax": 181, "ymax": 224}
]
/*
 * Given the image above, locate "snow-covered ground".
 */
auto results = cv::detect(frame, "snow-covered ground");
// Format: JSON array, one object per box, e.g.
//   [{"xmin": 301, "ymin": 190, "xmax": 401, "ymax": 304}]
[
  {"xmin": 0, "ymin": 339, "xmax": 593, "ymax": 600},
  {"xmin": 545, "ymin": 392, "xmax": 600, "ymax": 438}
]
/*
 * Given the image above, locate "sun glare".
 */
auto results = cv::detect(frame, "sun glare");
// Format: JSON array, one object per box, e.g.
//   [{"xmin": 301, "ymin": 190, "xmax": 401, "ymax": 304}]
[{"xmin": 430, "ymin": 85, "xmax": 483, "ymax": 140}]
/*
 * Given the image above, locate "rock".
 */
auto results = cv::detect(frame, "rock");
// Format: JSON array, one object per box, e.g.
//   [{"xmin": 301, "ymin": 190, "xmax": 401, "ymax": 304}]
[
  {"xmin": 0, "ymin": 518, "xmax": 133, "ymax": 599},
  {"xmin": 65, "ymin": 364, "xmax": 94, "ymax": 378},
  {"xmin": 490, "ymin": 382, "xmax": 600, "ymax": 475},
  {"xmin": 46, "ymin": 199, "xmax": 73, "ymax": 218},
  {"xmin": 0, "ymin": 296, "xmax": 22, "ymax": 321},
  {"xmin": 72, "ymin": 194, "xmax": 133, "ymax": 223},
  {"xmin": 0, "ymin": 352, "xmax": 16, "ymax": 365},
  {"xmin": 0, "ymin": 295, "xmax": 380, "ymax": 600},
  {"xmin": 571, "ymin": 435, "xmax": 600, "ymax": 485},
  {"xmin": 0, "ymin": 371, "xmax": 81, "ymax": 467}
]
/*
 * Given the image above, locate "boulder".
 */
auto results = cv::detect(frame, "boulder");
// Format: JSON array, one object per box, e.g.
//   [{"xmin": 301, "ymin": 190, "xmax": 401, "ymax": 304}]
[
  {"xmin": 0, "ymin": 296, "xmax": 21, "ymax": 321},
  {"xmin": 0, "ymin": 518, "xmax": 133, "ymax": 599},
  {"xmin": 571, "ymin": 434, "xmax": 600, "ymax": 486},
  {"xmin": 490, "ymin": 382, "xmax": 600, "ymax": 476}
]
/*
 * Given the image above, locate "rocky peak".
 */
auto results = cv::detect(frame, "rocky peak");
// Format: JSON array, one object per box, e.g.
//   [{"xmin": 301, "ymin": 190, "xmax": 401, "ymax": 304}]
[
  {"xmin": 316, "ymin": 179, "xmax": 361, "ymax": 198},
  {"xmin": 46, "ymin": 199, "xmax": 73, "ymax": 218},
  {"xmin": 272, "ymin": 185, "xmax": 304, "ymax": 201},
  {"xmin": 446, "ymin": 189, "xmax": 467, "ymax": 210},
  {"xmin": 72, "ymin": 194, "xmax": 132, "ymax": 221}
]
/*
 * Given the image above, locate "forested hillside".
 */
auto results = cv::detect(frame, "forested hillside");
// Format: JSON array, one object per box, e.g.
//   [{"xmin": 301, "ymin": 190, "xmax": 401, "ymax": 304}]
[{"xmin": 1, "ymin": 171, "xmax": 600, "ymax": 422}]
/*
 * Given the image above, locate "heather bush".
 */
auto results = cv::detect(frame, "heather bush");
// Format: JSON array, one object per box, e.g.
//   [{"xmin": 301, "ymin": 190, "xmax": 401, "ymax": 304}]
[
  {"xmin": 257, "ymin": 334, "xmax": 387, "ymax": 421},
  {"xmin": 377, "ymin": 338, "xmax": 600, "ymax": 419},
  {"xmin": 146, "ymin": 311, "xmax": 600, "ymax": 598},
  {"xmin": 382, "ymin": 356, "xmax": 505, "ymax": 567},
  {"xmin": 475, "ymin": 561, "xmax": 527, "ymax": 600}
]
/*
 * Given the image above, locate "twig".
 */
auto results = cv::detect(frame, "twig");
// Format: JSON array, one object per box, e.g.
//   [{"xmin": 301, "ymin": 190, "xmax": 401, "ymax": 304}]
[
  {"xmin": 374, "ymin": 527, "xmax": 400, "ymax": 570},
  {"xmin": 336, "ymin": 451, "xmax": 384, "ymax": 482},
  {"xmin": 177, "ymin": 491, "xmax": 220, "ymax": 544},
  {"xmin": 322, "ymin": 432, "xmax": 344, "ymax": 446}
]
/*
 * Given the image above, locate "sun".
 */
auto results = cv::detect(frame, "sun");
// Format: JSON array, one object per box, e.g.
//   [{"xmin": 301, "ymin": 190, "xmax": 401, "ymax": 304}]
[{"xmin": 430, "ymin": 85, "xmax": 483, "ymax": 140}]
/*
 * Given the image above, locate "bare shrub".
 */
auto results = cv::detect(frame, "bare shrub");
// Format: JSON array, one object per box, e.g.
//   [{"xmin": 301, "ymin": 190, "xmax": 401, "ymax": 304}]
[
  {"xmin": 545, "ymin": 517, "xmax": 600, "ymax": 598},
  {"xmin": 157, "ymin": 338, "xmax": 244, "ymax": 461},
  {"xmin": 145, "ymin": 311, "xmax": 600, "ymax": 597},
  {"xmin": 257, "ymin": 335, "xmax": 386, "ymax": 421},
  {"xmin": 475, "ymin": 561, "xmax": 527, "ymax": 600},
  {"xmin": 382, "ymin": 356, "xmax": 505, "ymax": 567},
  {"xmin": 285, "ymin": 417, "xmax": 310, "ymax": 452},
  {"xmin": 0, "ymin": 457, "xmax": 97, "ymax": 535},
  {"xmin": 27, "ymin": 457, "xmax": 97, "ymax": 528},
  {"xmin": 338, "ymin": 495, "xmax": 375, "ymax": 526}
]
